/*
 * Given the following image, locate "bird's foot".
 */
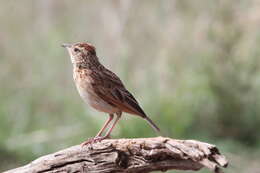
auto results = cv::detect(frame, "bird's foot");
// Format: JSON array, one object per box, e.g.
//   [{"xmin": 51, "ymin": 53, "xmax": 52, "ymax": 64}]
[{"xmin": 81, "ymin": 136, "xmax": 109, "ymax": 147}]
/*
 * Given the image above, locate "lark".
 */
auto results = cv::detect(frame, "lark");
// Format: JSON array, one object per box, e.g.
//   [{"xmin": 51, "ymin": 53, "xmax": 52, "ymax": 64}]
[{"xmin": 62, "ymin": 42, "xmax": 160, "ymax": 145}]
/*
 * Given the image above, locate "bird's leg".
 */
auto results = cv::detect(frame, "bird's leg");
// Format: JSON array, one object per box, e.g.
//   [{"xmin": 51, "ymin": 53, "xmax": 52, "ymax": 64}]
[
  {"xmin": 81, "ymin": 114, "xmax": 114, "ymax": 146},
  {"xmin": 81, "ymin": 112, "xmax": 122, "ymax": 147},
  {"xmin": 103, "ymin": 112, "xmax": 121, "ymax": 139},
  {"xmin": 95, "ymin": 114, "xmax": 114, "ymax": 137}
]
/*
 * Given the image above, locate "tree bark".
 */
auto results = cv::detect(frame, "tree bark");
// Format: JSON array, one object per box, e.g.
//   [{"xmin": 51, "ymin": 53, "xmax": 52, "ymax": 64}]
[{"xmin": 4, "ymin": 137, "xmax": 228, "ymax": 173}]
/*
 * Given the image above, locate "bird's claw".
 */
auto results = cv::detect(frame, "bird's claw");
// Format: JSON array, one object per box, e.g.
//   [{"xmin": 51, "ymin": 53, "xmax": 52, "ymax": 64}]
[{"xmin": 81, "ymin": 136, "xmax": 108, "ymax": 147}]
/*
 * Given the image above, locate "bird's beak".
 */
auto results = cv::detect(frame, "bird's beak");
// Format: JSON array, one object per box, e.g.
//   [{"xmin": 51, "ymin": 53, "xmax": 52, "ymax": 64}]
[{"xmin": 61, "ymin": 43, "xmax": 72, "ymax": 48}]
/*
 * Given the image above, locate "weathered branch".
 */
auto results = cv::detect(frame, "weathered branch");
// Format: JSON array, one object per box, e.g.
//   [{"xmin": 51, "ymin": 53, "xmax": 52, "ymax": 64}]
[{"xmin": 4, "ymin": 137, "xmax": 228, "ymax": 173}]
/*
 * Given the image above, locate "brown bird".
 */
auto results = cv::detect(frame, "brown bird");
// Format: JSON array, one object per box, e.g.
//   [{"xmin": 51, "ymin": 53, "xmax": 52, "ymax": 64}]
[{"xmin": 62, "ymin": 42, "xmax": 160, "ymax": 145}]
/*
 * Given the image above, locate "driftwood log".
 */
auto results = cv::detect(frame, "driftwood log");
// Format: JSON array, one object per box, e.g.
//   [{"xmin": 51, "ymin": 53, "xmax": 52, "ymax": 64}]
[{"xmin": 5, "ymin": 137, "xmax": 228, "ymax": 173}]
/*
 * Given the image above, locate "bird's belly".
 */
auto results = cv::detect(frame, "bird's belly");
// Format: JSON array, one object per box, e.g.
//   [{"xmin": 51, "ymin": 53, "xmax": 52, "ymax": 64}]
[{"xmin": 76, "ymin": 84, "xmax": 118, "ymax": 114}]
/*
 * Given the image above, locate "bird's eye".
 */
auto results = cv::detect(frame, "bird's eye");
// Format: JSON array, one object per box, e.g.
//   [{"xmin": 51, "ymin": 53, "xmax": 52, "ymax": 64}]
[{"xmin": 74, "ymin": 48, "xmax": 80, "ymax": 52}]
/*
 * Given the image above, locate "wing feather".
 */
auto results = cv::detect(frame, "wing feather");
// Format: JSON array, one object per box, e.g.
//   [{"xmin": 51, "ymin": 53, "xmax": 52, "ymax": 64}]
[{"xmin": 94, "ymin": 68, "xmax": 146, "ymax": 118}]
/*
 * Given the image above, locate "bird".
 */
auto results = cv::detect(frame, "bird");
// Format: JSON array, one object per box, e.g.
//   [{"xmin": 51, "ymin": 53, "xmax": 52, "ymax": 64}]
[{"xmin": 62, "ymin": 42, "xmax": 160, "ymax": 145}]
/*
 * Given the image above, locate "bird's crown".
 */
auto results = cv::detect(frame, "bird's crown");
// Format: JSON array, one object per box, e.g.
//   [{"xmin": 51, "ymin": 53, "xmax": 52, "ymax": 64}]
[{"xmin": 75, "ymin": 42, "xmax": 96, "ymax": 55}]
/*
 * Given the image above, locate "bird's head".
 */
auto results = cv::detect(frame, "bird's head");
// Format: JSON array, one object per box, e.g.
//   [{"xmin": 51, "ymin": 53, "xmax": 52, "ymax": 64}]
[{"xmin": 62, "ymin": 42, "xmax": 96, "ymax": 64}]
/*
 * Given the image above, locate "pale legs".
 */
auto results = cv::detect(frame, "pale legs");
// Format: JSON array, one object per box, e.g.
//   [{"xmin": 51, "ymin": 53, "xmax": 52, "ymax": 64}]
[
  {"xmin": 95, "ymin": 114, "xmax": 114, "ymax": 137},
  {"xmin": 81, "ymin": 112, "xmax": 122, "ymax": 146}
]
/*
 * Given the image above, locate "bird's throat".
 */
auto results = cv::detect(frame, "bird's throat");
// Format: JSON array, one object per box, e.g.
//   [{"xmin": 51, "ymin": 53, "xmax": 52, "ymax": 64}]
[{"xmin": 74, "ymin": 62, "xmax": 90, "ymax": 69}]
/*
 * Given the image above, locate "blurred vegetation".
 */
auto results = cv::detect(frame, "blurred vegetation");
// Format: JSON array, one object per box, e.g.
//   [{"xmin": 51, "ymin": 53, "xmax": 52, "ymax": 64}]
[{"xmin": 0, "ymin": 0, "xmax": 260, "ymax": 172}]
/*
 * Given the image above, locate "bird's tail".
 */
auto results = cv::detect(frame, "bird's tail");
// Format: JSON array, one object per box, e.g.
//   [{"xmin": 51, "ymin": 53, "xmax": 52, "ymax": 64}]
[{"xmin": 144, "ymin": 116, "xmax": 161, "ymax": 135}]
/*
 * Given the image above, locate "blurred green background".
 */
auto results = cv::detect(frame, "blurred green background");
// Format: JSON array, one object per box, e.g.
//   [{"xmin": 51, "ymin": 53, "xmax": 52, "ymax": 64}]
[{"xmin": 0, "ymin": 0, "xmax": 260, "ymax": 172}]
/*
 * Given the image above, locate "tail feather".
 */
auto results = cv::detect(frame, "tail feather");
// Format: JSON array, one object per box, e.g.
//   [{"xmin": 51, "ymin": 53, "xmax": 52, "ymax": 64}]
[{"xmin": 144, "ymin": 116, "xmax": 161, "ymax": 135}]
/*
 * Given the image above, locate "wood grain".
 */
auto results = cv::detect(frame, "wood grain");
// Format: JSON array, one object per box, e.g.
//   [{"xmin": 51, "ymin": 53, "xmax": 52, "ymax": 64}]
[{"xmin": 4, "ymin": 137, "xmax": 228, "ymax": 173}]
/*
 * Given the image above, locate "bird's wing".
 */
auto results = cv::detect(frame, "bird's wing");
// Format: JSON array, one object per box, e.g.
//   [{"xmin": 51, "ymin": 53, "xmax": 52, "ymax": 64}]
[{"xmin": 94, "ymin": 69, "xmax": 147, "ymax": 118}]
